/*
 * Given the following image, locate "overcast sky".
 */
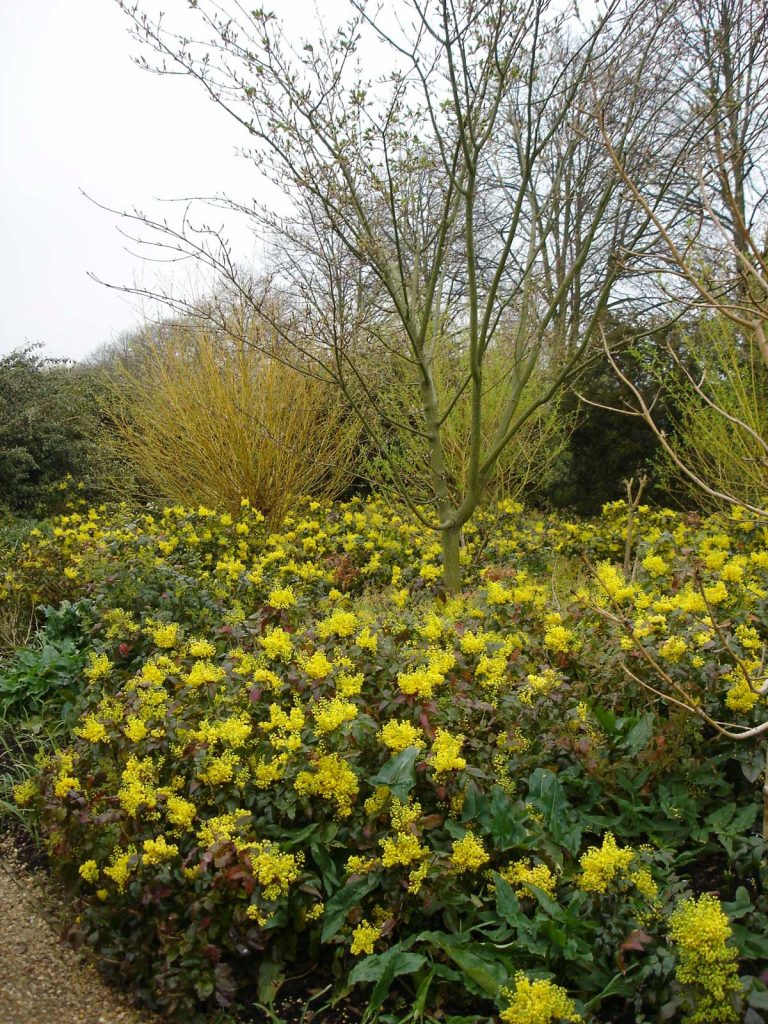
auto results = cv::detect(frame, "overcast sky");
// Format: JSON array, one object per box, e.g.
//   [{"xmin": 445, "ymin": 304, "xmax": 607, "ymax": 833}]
[{"xmin": 0, "ymin": 0, "xmax": 349, "ymax": 362}]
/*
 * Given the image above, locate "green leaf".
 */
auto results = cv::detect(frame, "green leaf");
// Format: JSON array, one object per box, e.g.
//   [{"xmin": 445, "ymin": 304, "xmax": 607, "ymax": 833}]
[
  {"xmin": 526, "ymin": 768, "xmax": 581, "ymax": 853},
  {"xmin": 311, "ymin": 843, "xmax": 341, "ymax": 895},
  {"xmin": 257, "ymin": 959, "xmax": 284, "ymax": 1005},
  {"xmin": 623, "ymin": 713, "xmax": 654, "ymax": 754},
  {"xmin": 732, "ymin": 924, "xmax": 768, "ymax": 960},
  {"xmin": 349, "ymin": 947, "xmax": 426, "ymax": 986},
  {"xmin": 321, "ymin": 876, "xmax": 379, "ymax": 942},
  {"xmin": 723, "ymin": 886, "xmax": 753, "ymax": 920},
  {"xmin": 524, "ymin": 882, "xmax": 566, "ymax": 921},
  {"xmin": 419, "ymin": 932, "xmax": 508, "ymax": 997},
  {"xmin": 583, "ymin": 967, "xmax": 639, "ymax": 1009},
  {"xmin": 489, "ymin": 787, "xmax": 525, "ymax": 850},
  {"xmin": 746, "ymin": 989, "xmax": 768, "ymax": 1011},
  {"xmin": 367, "ymin": 745, "xmax": 421, "ymax": 802},
  {"xmin": 493, "ymin": 873, "xmax": 527, "ymax": 928},
  {"xmin": 349, "ymin": 944, "xmax": 426, "ymax": 1013}
]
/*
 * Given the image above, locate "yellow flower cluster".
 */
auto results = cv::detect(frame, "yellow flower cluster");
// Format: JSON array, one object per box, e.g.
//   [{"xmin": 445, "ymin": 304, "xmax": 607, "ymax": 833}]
[
  {"xmin": 668, "ymin": 894, "xmax": 742, "ymax": 1023},
  {"xmin": 313, "ymin": 697, "xmax": 358, "ymax": 733},
  {"xmin": 76, "ymin": 715, "xmax": 108, "ymax": 744},
  {"xmin": 104, "ymin": 847, "xmax": 136, "ymax": 891},
  {"xmin": 294, "ymin": 753, "xmax": 359, "ymax": 817},
  {"xmin": 501, "ymin": 859, "xmax": 557, "ymax": 899},
  {"xmin": 84, "ymin": 652, "xmax": 112, "ymax": 683},
  {"xmin": 350, "ymin": 919, "xmax": 381, "ymax": 956},
  {"xmin": 117, "ymin": 755, "xmax": 157, "ymax": 816},
  {"xmin": 317, "ymin": 609, "xmax": 359, "ymax": 638},
  {"xmin": 577, "ymin": 832, "xmax": 634, "ymax": 894},
  {"xmin": 142, "ymin": 835, "xmax": 179, "ymax": 865},
  {"xmin": 379, "ymin": 720, "xmax": 424, "ymax": 753},
  {"xmin": 248, "ymin": 842, "xmax": 303, "ymax": 900},
  {"xmin": 397, "ymin": 665, "xmax": 445, "ymax": 699},
  {"xmin": 429, "ymin": 729, "xmax": 467, "ymax": 777},
  {"xmin": 268, "ymin": 586, "xmax": 296, "ymax": 609},
  {"xmin": 197, "ymin": 810, "xmax": 251, "ymax": 847},
  {"xmin": 79, "ymin": 859, "xmax": 99, "ymax": 884},
  {"xmin": 259, "ymin": 627, "xmax": 293, "ymax": 662},
  {"xmin": 450, "ymin": 833, "xmax": 488, "ymax": 872},
  {"xmin": 188, "ymin": 638, "xmax": 217, "ymax": 658},
  {"xmin": 500, "ymin": 974, "xmax": 581, "ymax": 1024},
  {"xmin": 149, "ymin": 622, "xmax": 181, "ymax": 649}
]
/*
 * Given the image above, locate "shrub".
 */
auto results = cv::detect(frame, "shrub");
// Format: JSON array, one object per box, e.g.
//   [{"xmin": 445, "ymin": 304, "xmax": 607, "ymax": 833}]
[
  {"xmin": 106, "ymin": 321, "xmax": 361, "ymax": 524},
  {"xmin": 654, "ymin": 315, "xmax": 768, "ymax": 513},
  {"xmin": 0, "ymin": 346, "xmax": 118, "ymax": 516},
  {"xmin": 0, "ymin": 602, "xmax": 93, "ymax": 722},
  {"xmin": 10, "ymin": 494, "xmax": 768, "ymax": 1021}
]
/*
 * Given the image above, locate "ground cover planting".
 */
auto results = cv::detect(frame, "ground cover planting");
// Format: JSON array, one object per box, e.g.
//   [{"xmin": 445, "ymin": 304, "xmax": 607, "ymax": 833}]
[{"xmin": 2, "ymin": 495, "xmax": 768, "ymax": 1023}]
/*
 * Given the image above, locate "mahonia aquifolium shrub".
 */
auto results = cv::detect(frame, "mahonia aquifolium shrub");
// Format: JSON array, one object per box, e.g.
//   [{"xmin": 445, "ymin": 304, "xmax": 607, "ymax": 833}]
[{"xmin": 7, "ymin": 494, "xmax": 768, "ymax": 1021}]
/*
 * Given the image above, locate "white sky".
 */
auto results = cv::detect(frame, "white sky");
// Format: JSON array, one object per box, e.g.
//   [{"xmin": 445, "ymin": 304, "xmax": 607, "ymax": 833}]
[{"xmin": 0, "ymin": 0, "xmax": 350, "ymax": 362}]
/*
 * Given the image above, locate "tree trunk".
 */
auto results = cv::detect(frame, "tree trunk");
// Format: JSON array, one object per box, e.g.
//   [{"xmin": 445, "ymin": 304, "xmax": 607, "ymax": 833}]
[{"xmin": 442, "ymin": 524, "xmax": 462, "ymax": 593}]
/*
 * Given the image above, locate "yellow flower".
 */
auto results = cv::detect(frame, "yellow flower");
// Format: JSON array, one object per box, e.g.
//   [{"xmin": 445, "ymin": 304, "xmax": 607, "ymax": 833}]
[
  {"xmin": 268, "ymin": 587, "xmax": 296, "ymax": 609},
  {"xmin": 380, "ymin": 832, "xmax": 429, "ymax": 868},
  {"xmin": 188, "ymin": 638, "xmax": 217, "ymax": 658},
  {"xmin": 183, "ymin": 660, "xmax": 226, "ymax": 688},
  {"xmin": 668, "ymin": 894, "xmax": 741, "ymax": 1023},
  {"xmin": 356, "ymin": 627, "xmax": 378, "ymax": 653},
  {"xmin": 629, "ymin": 866, "xmax": 658, "ymax": 901},
  {"xmin": 198, "ymin": 750, "xmax": 240, "ymax": 786},
  {"xmin": 379, "ymin": 720, "xmax": 424, "ymax": 753},
  {"xmin": 460, "ymin": 630, "xmax": 489, "ymax": 656},
  {"xmin": 197, "ymin": 810, "xmax": 251, "ymax": 848},
  {"xmin": 659, "ymin": 635, "xmax": 687, "ymax": 662},
  {"xmin": 76, "ymin": 716, "xmax": 108, "ymax": 744},
  {"xmin": 500, "ymin": 974, "xmax": 580, "ymax": 1024},
  {"xmin": 724, "ymin": 673, "xmax": 760, "ymax": 714},
  {"xmin": 313, "ymin": 697, "xmax": 358, "ymax": 733},
  {"xmin": 642, "ymin": 554, "xmax": 668, "ymax": 578},
  {"xmin": 124, "ymin": 716, "xmax": 148, "ymax": 743},
  {"xmin": 142, "ymin": 836, "xmax": 179, "ymax": 865},
  {"xmin": 578, "ymin": 832, "xmax": 634, "ymax": 893},
  {"xmin": 165, "ymin": 794, "xmax": 197, "ymax": 831},
  {"xmin": 248, "ymin": 842, "xmax": 303, "ymax": 900},
  {"xmin": 84, "ymin": 652, "xmax": 112, "ymax": 683},
  {"xmin": 104, "ymin": 847, "xmax": 135, "ymax": 891},
  {"xmin": 519, "ymin": 668, "xmax": 562, "ymax": 704},
  {"xmin": 317, "ymin": 610, "xmax": 359, "ymax": 638},
  {"xmin": 429, "ymin": 729, "xmax": 467, "ymax": 776},
  {"xmin": 303, "ymin": 651, "xmax": 333, "ymax": 679},
  {"xmin": 259, "ymin": 627, "xmax": 294, "ymax": 662},
  {"xmin": 13, "ymin": 778, "xmax": 37, "ymax": 806},
  {"xmin": 501, "ymin": 860, "xmax": 557, "ymax": 899},
  {"xmin": 450, "ymin": 833, "xmax": 488, "ymax": 872},
  {"xmin": 543, "ymin": 624, "xmax": 578, "ymax": 653},
  {"xmin": 350, "ymin": 920, "xmax": 381, "ymax": 956},
  {"xmin": 78, "ymin": 859, "xmax": 99, "ymax": 884},
  {"xmin": 150, "ymin": 622, "xmax": 181, "ymax": 649},
  {"xmin": 397, "ymin": 666, "xmax": 444, "ymax": 699},
  {"xmin": 703, "ymin": 580, "xmax": 729, "ymax": 605},
  {"xmin": 346, "ymin": 855, "xmax": 378, "ymax": 874},
  {"xmin": 486, "ymin": 581, "xmax": 513, "ymax": 605},
  {"xmin": 295, "ymin": 753, "xmax": 359, "ymax": 817},
  {"xmin": 337, "ymin": 670, "xmax": 364, "ymax": 697}
]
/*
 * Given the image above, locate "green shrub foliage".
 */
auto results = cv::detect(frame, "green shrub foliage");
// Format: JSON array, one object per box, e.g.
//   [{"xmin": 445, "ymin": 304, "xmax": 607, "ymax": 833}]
[{"xmin": 6, "ymin": 496, "xmax": 768, "ymax": 1022}]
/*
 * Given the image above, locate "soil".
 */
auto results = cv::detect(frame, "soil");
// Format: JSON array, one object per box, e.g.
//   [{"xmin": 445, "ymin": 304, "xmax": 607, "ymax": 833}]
[{"xmin": 0, "ymin": 825, "xmax": 157, "ymax": 1024}]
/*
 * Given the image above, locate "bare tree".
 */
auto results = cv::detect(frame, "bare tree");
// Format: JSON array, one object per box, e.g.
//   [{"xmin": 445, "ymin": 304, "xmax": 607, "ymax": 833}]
[
  {"xmin": 108, "ymin": 0, "xmax": 669, "ymax": 589},
  {"xmin": 597, "ymin": 0, "xmax": 768, "ymax": 516}
]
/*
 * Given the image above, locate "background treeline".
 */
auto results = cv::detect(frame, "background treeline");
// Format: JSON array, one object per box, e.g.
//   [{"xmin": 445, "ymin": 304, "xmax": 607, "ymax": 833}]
[{"xmin": 0, "ymin": 312, "xmax": 694, "ymax": 521}]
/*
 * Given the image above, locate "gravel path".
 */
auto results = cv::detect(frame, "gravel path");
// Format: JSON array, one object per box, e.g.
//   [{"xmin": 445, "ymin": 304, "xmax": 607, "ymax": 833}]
[{"xmin": 0, "ymin": 838, "xmax": 156, "ymax": 1024}]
